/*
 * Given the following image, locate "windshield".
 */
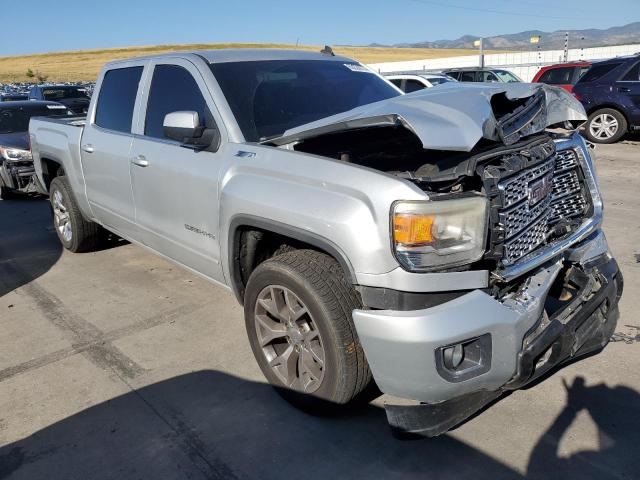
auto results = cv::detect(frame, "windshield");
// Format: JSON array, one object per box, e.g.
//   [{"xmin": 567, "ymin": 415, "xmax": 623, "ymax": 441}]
[
  {"xmin": 210, "ymin": 60, "xmax": 401, "ymax": 141},
  {"xmin": 42, "ymin": 87, "xmax": 89, "ymax": 100},
  {"xmin": 494, "ymin": 70, "xmax": 522, "ymax": 83},
  {"xmin": 0, "ymin": 105, "xmax": 69, "ymax": 133}
]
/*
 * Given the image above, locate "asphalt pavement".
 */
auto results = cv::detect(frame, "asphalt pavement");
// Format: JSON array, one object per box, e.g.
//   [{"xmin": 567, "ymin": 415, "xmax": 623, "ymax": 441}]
[{"xmin": 0, "ymin": 139, "xmax": 639, "ymax": 479}]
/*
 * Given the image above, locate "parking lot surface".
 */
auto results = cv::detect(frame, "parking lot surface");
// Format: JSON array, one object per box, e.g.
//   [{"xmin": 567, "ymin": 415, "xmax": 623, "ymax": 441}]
[{"xmin": 1, "ymin": 140, "xmax": 639, "ymax": 479}]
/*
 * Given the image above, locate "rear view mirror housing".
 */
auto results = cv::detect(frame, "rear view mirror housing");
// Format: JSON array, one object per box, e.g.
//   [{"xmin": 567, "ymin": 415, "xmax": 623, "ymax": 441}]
[{"xmin": 163, "ymin": 111, "xmax": 220, "ymax": 151}]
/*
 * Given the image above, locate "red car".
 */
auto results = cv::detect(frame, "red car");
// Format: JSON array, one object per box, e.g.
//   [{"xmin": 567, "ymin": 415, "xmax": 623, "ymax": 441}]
[{"xmin": 532, "ymin": 62, "xmax": 592, "ymax": 93}]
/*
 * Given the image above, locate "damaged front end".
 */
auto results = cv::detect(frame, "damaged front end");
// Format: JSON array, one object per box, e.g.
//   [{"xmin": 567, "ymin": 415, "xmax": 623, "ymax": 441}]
[{"xmin": 268, "ymin": 83, "xmax": 623, "ymax": 437}]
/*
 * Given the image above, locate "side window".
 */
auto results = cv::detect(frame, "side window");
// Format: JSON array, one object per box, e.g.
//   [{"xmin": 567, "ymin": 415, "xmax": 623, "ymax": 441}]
[
  {"xmin": 445, "ymin": 72, "xmax": 459, "ymax": 80},
  {"xmin": 579, "ymin": 62, "xmax": 622, "ymax": 83},
  {"xmin": 388, "ymin": 78, "xmax": 403, "ymax": 88},
  {"xmin": 578, "ymin": 66, "xmax": 591, "ymax": 80},
  {"xmin": 404, "ymin": 79, "xmax": 426, "ymax": 93},
  {"xmin": 539, "ymin": 67, "xmax": 573, "ymax": 85},
  {"xmin": 621, "ymin": 62, "xmax": 640, "ymax": 82},
  {"xmin": 482, "ymin": 71, "xmax": 499, "ymax": 82},
  {"xmin": 94, "ymin": 66, "xmax": 143, "ymax": 133},
  {"xmin": 460, "ymin": 71, "xmax": 476, "ymax": 82},
  {"xmin": 145, "ymin": 64, "xmax": 211, "ymax": 139}
]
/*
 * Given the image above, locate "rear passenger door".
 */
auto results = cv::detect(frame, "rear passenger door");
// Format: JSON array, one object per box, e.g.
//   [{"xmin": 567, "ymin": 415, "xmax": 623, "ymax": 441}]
[
  {"xmin": 80, "ymin": 62, "xmax": 146, "ymax": 238},
  {"xmin": 616, "ymin": 60, "xmax": 640, "ymax": 121},
  {"xmin": 129, "ymin": 58, "xmax": 226, "ymax": 282}
]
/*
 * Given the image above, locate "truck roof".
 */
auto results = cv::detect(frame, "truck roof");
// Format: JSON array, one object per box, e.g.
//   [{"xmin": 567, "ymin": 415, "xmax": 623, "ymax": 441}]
[{"xmin": 105, "ymin": 48, "xmax": 354, "ymax": 67}]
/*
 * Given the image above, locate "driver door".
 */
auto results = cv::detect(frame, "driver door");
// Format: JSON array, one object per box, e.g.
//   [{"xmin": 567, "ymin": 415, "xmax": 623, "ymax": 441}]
[{"xmin": 129, "ymin": 58, "xmax": 226, "ymax": 282}]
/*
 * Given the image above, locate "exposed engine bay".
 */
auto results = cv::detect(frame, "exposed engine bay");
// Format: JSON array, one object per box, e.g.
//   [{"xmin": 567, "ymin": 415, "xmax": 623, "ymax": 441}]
[{"xmin": 269, "ymin": 83, "xmax": 593, "ymax": 279}]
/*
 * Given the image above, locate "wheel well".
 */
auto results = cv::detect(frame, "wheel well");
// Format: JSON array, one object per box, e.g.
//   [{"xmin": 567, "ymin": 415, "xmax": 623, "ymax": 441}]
[
  {"xmin": 230, "ymin": 225, "xmax": 354, "ymax": 304},
  {"xmin": 40, "ymin": 158, "xmax": 64, "ymax": 190}
]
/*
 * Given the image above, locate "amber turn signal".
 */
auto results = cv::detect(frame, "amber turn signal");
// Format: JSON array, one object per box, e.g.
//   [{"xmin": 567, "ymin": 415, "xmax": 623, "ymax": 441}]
[{"xmin": 393, "ymin": 214, "xmax": 435, "ymax": 245}]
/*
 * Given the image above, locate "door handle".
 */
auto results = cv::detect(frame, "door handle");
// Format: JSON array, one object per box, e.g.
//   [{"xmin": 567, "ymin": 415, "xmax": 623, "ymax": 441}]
[
  {"xmin": 131, "ymin": 155, "xmax": 149, "ymax": 167},
  {"xmin": 619, "ymin": 87, "xmax": 631, "ymax": 93},
  {"xmin": 81, "ymin": 144, "xmax": 94, "ymax": 153}
]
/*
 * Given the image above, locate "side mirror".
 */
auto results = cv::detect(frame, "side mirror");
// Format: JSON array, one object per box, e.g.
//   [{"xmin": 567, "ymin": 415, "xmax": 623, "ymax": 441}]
[{"xmin": 163, "ymin": 111, "xmax": 219, "ymax": 150}]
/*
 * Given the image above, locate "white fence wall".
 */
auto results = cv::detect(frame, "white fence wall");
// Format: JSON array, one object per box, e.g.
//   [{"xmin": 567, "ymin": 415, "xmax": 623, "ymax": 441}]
[{"xmin": 368, "ymin": 43, "xmax": 640, "ymax": 82}]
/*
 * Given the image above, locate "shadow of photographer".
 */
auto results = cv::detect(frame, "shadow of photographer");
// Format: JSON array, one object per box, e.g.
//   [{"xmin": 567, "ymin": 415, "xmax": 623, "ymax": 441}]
[{"xmin": 526, "ymin": 376, "xmax": 640, "ymax": 479}]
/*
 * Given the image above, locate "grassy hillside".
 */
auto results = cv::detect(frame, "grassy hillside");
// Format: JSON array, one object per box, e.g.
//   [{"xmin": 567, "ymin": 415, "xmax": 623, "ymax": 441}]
[{"xmin": 0, "ymin": 43, "xmax": 489, "ymax": 83}]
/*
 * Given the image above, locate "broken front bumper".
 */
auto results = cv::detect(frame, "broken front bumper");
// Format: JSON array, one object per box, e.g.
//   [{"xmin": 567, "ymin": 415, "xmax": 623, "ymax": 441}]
[{"xmin": 352, "ymin": 230, "xmax": 622, "ymax": 437}]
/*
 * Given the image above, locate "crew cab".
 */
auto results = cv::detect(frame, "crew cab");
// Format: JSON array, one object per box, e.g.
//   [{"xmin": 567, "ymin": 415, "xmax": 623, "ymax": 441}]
[{"xmin": 29, "ymin": 50, "xmax": 622, "ymax": 437}]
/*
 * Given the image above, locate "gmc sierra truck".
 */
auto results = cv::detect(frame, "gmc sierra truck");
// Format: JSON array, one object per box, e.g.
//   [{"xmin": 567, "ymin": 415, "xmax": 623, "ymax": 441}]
[{"xmin": 29, "ymin": 49, "xmax": 623, "ymax": 437}]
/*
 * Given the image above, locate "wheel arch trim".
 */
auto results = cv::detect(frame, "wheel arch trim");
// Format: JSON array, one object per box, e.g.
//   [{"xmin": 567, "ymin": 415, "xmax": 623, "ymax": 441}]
[{"xmin": 227, "ymin": 214, "xmax": 358, "ymax": 304}]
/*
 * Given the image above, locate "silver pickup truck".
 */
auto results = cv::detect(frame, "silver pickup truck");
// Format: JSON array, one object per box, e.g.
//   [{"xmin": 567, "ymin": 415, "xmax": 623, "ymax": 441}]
[{"xmin": 29, "ymin": 49, "xmax": 623, "ymax": 437}]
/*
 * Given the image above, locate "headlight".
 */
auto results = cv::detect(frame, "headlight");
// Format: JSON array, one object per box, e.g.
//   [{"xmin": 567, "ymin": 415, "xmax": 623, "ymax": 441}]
[
  {"xmin": 392, "ymin": 196, "xmax": 488, "ymax": 271},
  {"xmin": 0, "ymin": 146, "xmax": 32, "ymax": 162}
]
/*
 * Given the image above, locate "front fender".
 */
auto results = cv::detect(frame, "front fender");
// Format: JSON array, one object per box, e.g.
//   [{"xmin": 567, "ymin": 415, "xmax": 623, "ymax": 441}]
[{"xmin": 218, "ymin": 145, "xmax": 426, "ymax": 295}]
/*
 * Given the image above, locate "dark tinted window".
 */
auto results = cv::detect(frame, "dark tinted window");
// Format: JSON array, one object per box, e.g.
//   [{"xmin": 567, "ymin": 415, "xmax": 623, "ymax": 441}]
[
  {"xmin": 42, "ymin": 87, "xmax": 89, "ymax": 100},
  {"xmin": 460, "ymin": 71, "xmax": 476, "ymax": 82},
  {"xmin": 0, "ymin": 104, "xmax": 70, "ymax": 133},
  {"xmin": 578, "ymin": 66, "xmax": 591, "ymax": 79},
  {"xmin": 578, "ymin": 62, "xmax": 622, "ymax": 83},
  {"xmin": 445, "ymin": 71, "xmax": 460, "ymax": 80},
  {"xmin": 144, "ymin": 65, "xmax": 210, "ymax": 139},
  {"xmin": 389, "ymin": 79, "xmax": 403, "ymax": 88},
  {"xmin": 539, "ymin": 66, "xmax": 575, "ymax": 85},
  {"xmin": 404, "ymin": 79, "xmax": 426, "ymax": 93},
  {"xmin": 210, "ymin": 60, "xmax": 400, "ymax": 141},
  {"xmin": 94, "ymin": 66, "xmax": 142, "ymax": 133},
  {"xmin": 621, "ymin": 62, "xmax": 640, "ymax": 81}
]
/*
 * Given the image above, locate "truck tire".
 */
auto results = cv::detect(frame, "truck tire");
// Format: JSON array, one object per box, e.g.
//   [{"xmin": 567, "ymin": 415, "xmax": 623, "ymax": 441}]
[
  {"xmin": 244, "ymin": 249, "xmax": 372, "ymax": 410},
  {"xmin": 50, "ymin": 176, "xmax": 100, "ymax": 252},
  {"xmin": 585, "ymin": 108, "xmax": 627, "ymax": 144}
]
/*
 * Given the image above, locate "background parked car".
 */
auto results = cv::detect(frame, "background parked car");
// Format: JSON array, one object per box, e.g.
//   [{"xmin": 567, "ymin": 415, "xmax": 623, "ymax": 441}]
[
  {"xmin": 442, "ymin": 68, "xmax": 522, "ymax": 83},
  {"xmin": 532, "ymin": 62, "xmax": 591, "ymax": 93},
  {"xmin": 385, "ymin": 73, "xmax": 457, "ymax": 92},
  {"xmin": 0, "ymin": 101, "xmax": 70, "ymax": 199},
  {"xmin": 573, "ymin": 55, "xmax": 640, "ymax": 143},
  {"xmin": 28, "ymin": 84, "xmax": 90, "ymax": 114},
  {"xmin": 1, "ymin": 93, "xmax": 29, "ymax": 102}
]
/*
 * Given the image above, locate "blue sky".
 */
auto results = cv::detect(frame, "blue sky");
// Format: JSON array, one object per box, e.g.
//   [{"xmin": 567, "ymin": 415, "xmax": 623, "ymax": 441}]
[{"xmin": 0, "ymin": 0, "xmax": 638, "ymax": 56}]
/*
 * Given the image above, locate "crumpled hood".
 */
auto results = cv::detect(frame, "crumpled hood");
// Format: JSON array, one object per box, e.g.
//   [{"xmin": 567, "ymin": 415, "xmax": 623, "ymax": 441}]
[{"xmin": 269, "ymin": 83, "xmax": 587, "ymax": 152}]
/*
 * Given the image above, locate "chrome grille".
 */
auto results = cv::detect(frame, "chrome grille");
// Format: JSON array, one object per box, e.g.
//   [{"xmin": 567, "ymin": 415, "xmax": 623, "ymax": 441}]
[
  {"xmin": 548, "ymin": 150, "xmax": 587, "ymax": 223},
  {"xmin": 495, "ymin": 148, "xmax": 591, "ymax": 266},
  {"xmin": 500, "ymin": 159, "xmax": 555, "ymax": 208}
]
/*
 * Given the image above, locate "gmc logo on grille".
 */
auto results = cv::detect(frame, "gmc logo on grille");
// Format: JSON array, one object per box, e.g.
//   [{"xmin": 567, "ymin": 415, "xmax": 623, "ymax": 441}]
[{"xmin": 528, "ymin": 175, "xmax": 553, "ymax": 206}]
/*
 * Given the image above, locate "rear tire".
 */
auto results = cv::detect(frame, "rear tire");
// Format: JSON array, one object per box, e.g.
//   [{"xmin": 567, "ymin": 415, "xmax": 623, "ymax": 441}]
[
  {"xmin": 584, "ymin": 108, "xmax": 627, "ymax": 144},
  {"xmin": 50, "ymin": 176, "xmax": 100, "ymax": 252},
  {"xmin": 244, "ymin": 249, "xmax": 372, "ymax": 411}
]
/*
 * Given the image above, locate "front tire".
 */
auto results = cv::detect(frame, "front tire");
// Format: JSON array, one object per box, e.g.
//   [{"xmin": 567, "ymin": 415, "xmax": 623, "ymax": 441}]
[
  {"xmin": 585, "ymin": 108, "xmax": 627, "ymax": 144},
  {"xmin": 244, "ymin": 249, "xmax": 372, "ymax": 410},
  {"xmin": 50, "ymin": 176, "xmax": 100, "ymax": 252}
]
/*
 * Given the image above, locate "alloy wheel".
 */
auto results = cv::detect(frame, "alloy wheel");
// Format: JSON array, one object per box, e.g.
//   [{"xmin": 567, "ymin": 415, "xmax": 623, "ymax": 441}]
[
  {"xmin": 52, "ymin": 189, "xmax": 72, "ymax": 242},
  {"xmin": 589, "ymin": 113, "xmax": 619, "ymax": 140},
  {"xmin": 254, "ymin": 285, "xmax": 325, "ymax": 393}
]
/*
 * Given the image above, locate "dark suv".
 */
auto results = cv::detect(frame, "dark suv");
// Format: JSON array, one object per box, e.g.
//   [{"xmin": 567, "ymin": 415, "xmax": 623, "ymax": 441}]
[{"xmin": 573, "ymin": 55, "xmax": 640, "ymax": 143}]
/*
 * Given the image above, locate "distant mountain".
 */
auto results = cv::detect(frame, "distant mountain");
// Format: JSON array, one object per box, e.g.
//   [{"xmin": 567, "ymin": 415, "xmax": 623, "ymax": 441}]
[{"xmin": 382, "ymin": 22, "xmax": 640, "ymax": 50}]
